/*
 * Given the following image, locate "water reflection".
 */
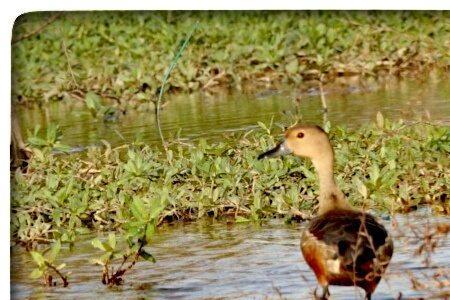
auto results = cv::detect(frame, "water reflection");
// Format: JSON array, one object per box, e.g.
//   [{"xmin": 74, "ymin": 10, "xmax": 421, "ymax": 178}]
[{"xmin": 17, "ymin": 77, "xmax": 450, "ymax": 149}]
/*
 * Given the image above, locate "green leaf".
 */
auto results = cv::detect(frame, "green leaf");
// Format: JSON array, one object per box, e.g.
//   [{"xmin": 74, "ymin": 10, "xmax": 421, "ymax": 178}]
[
  {"xmin": 149, "ymin": 201, "xmax": 165, "ymax": 221},
  {"xmin": 369, "ymin": 165, "xmax": 380, "ymax": 184},
  {"xmin": 100, "ymin": 252, "xmax": 113, "ymax": 263},
  {"xmin": 27, "ymin": 137, "xmax": 47, "ymax": 147},
  {"xmin": 140, "ymin": 249, "xmax": 156, "ymax": 263},
  {"xmin": 48, "ymin": 240, "xmax": 61, "ymax": 263},
  {"xmin": 316, "ymin": 23, "xmax": 326, "ymax": 35},
  {"xmin": 299, "ymin": 166, "xmax": 315, "ymax": 179},
  {"xmin": 46, "ymin": 124, "xmax": 58, "ymax": 142},
  {"xmin": 131, "ymin": 197, "xmax": 146, "ymax": 221},
  {"xmin": 145, "ymin": 223, "xmax": 155, "ymax": 243},
  {"xmin": 257, "ymin": 122, "xmax": 270, "ymax": 134},
  {"xmin": 376, "ymin": 111, "xmax": 384, "ymax": 129},
  {"xmin": 53, "ymin": 143, "xmax": 72, "ymax": 153},
  {"xmin": 285, "ymin": 59, "xmax": 299, "ymax": 74},
  {"xmin": 29, "ymin": 268, "xmax": 44, "ymax": 279},
  {"xmin": 85, "ymin": 91, "xmax": 102, "ymax": 111},
  {"xmin": 90, "ymin": 258, "xmax": 105, "ymax": 266},
  {"xmin": 91, "ymin": 238, "xmax": 107, "ymax": 251},
  {"xmin": 355, "ymin": 178, "xmax": 368, "ymax": 199},
  {"xmin": 235, "ymin": 216, "xmax": 250, "ymax": 223},
  {"xmin": 30, "ymin": 251, "xmax": 46, "ymax": 267},
  {"xmin": 323, "ymin": 121, "xmax": 331, "ymax": 133},
  {"xmin": 108, "ymin": 233, "xmax": 116, "ymax": 250}
]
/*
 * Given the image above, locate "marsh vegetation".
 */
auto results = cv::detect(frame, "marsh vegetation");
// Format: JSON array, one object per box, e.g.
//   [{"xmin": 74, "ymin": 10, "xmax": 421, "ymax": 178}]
[
  {"xmin": 12, "ymin": 11, "xmax": 450, "ymax": 107},
  {"xmin": 10, "ymin": 10, "xmax": 450, "ymax": 298}
]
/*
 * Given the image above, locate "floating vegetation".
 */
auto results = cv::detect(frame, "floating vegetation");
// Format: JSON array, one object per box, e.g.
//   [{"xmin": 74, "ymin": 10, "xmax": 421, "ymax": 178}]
[
  {"xmin": 12, "ymin": 11, "xmax": 450, "ymax": 106},
  {"xmin": 11, "ymin": 119, "xmax": 449, "ymax": 252}
]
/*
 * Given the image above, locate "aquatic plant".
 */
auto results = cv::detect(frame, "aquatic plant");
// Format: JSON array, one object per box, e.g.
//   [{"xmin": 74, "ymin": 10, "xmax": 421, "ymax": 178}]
[
  {"xmin": 91, "ymin": 195, "xmax": 163, "ymax": 285},
  {"xmin": 156, "ymin": 22, "xmax": 198, "ymax": 146},
  {"xmin": 11, "ymin": 11, "xmax": 450, "ymax": 106},
  {"xmin": 29, "ymin": 240, "xmax": 69, "ymax": 287},
  {"xmin": 11, "ymin": 119, "xmax": 449, "ymax": 249},
  {"xmin": 26, "ymin": 124, "xmax": 70, "ymax": 152},
  {"xmin": 84, "ymin": 91, "xmax": 121, "ymax": 122}
]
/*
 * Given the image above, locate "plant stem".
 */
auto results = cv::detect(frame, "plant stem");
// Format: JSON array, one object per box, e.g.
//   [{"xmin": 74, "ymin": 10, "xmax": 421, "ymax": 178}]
[
  {"xmin": 62, "ymin": 39, "xmax": 79, "ymax": 90},
  {"xmin": 45, "ymin": 262, "xmax": 69, "ymax": 287},
  {"xmin": 319, "ymin": 77, "xmax": 328, "ymax": 113},
  {"xmin": 319, "ymin": 75, "xmax": 328, "ymax": 128},
  {"xmin": 155, "ymin": 22, "xmax": 198, "ymax": 149},
  {"xmin": 12, "ymin": 12, "xmax": 62, "ymax": 44}
]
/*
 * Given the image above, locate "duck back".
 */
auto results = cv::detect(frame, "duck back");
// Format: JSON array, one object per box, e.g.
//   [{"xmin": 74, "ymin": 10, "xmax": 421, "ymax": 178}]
[{"xmin": 301, "ymin": 210, "xmax": 394, "ymax": 294}]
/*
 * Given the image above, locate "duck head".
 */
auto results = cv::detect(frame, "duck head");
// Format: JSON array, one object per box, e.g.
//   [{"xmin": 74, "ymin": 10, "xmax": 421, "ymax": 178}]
[{"xmin": 258, "ymin": 125, "xmax": 332, "ymax": 161}]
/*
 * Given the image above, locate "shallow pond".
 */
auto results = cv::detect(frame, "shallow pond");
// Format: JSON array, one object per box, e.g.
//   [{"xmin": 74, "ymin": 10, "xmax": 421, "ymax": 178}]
[
  {"xmin": 17, "ymin": 77, "xmax": 450, "ymax": 149},
  {"xmin": 11, "ymin": 210, "xmax": 450, "ymax": 299},
  {"xmin": 12, "ymin": 77, "xmax": 450, "ymax": 299}
]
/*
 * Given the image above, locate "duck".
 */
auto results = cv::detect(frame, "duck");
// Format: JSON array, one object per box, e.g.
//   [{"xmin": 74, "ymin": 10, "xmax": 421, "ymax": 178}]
[{"xmin": 258, "ymin": 125, "xmax": 393, "ymax": 300}]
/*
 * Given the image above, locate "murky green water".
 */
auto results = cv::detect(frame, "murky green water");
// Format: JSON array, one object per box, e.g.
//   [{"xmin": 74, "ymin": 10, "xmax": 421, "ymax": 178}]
[
  {"xmin": 17, "ymin": 77, "xmax": 450, "ymax": 149},
  {"xmin": 11, "ymin": 210, "xmax": 450, "ymax": 299}
]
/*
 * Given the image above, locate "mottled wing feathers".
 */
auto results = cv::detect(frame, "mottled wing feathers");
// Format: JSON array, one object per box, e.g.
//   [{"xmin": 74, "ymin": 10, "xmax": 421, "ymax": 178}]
[
  {"xmin": 302, "ymin": 210, "xmax": 393, "ymax": 290},
  {"xmin": 308, "ymin": 210, "xmax": 389, "ymax": 247}
]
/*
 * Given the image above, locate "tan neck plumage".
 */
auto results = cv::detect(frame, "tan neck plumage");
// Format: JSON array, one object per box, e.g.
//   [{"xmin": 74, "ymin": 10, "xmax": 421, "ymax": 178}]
[{"xmin": 311, "ymin": 154, "xmax": 352, "ymax": 215}]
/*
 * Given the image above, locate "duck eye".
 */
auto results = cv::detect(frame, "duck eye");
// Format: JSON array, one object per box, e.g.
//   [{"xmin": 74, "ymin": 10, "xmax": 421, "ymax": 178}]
[{"xmin": 297, "ymin": 132, "xmax": 305, "ymax": 138}]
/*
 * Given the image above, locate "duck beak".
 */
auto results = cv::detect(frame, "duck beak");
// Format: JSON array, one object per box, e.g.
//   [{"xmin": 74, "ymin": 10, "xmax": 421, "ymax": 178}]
[{"xmin": 257, "ymin": 140, "xmax": 292, "ymax": 160}]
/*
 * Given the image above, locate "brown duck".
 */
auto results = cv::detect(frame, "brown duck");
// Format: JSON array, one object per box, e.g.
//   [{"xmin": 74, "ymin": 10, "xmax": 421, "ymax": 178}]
[{"xmin": 258, "ymin": 125, "xmax": 393, "ymax": 300}]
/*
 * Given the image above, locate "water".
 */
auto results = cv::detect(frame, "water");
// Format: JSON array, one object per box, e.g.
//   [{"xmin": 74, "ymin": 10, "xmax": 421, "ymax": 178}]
[
  {"xmin": 11, "ymin": 211, "xmax": 450, "ymax": 299},
  {"xmin": 17, "ymin": 77, "xmax": 450, "ymax": 149},
  {"xmin": 12, "ymin": 77, "xmax": 450, "ymax": 299}
]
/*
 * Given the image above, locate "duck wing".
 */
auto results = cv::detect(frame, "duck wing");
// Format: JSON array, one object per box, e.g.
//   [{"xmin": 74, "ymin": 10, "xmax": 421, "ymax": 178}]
[{"xmin": 302, "ymin": 210, "xmax": 393, "ymax": 284}]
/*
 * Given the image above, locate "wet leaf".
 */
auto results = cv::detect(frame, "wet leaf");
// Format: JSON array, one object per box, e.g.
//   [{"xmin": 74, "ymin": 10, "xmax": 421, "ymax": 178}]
[
  {"xmin": 29, "ymin": 268, "xmax": 44, "ymax": 279},
  {"xmin": 30, "ymin": 251, "xmax": 45, "ymax": 267},
  {"xmin": 140, "ymin": 250, "xmax": 156, "ymax": 263},
  {"xmin": 48, "ymin": 240, "xmax": 61, "ymax": 263},
  {"xmin": 376, "ymin": 111, "xmax": 384, "ymax": 129},
  {"xmin": 355, "ymin": 178, "xmax": 368, "ymax": 199},
  {"xmin": 108, "ymin": 233, "xmax": 116, "ymax": 250},
  {"xmin": 85, "ymin": 92, "xmax": 102, "ymax": 111},
  {"xmin": 91, "ymin": 238, "xmax": 107, "ymax": 252},
  {"xmin": 235, "ymin": 216, "xmax": 250, "ymax": 223}
]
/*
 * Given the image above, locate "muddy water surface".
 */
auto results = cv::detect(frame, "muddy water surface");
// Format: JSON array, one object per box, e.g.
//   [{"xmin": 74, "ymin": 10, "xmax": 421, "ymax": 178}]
[
  {"xmin": 17, "ymin": 77, "xmax": 450, "ymax": 149},
  {"xmin": 11, "ymin": 210, "xmax": 450, "ymax": 299},
  {"xmin": 12, "ymin": 77, "xmax": 450, "ymax": 299}
]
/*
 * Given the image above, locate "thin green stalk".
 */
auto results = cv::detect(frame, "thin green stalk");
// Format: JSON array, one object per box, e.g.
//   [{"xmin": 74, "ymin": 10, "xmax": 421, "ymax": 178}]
[{"xmin": 156, "ymin": 22, "xmax": 198, "ymax": 148}]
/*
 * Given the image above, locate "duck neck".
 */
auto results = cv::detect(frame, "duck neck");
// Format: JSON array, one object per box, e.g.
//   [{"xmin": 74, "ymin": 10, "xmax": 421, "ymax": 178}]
[{"xmin": 311, "ymin": 155, "xmax": 351, "ymax": 215}]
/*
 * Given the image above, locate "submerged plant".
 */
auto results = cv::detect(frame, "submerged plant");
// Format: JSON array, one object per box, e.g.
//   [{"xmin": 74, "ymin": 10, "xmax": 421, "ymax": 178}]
[
  {"xmin": 91, "ymin": 196, "xmax": 164, "ymax": 286},
  {"xmin": 29, "ymin": 240, "xmax": 69, "ymax": 287}
]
